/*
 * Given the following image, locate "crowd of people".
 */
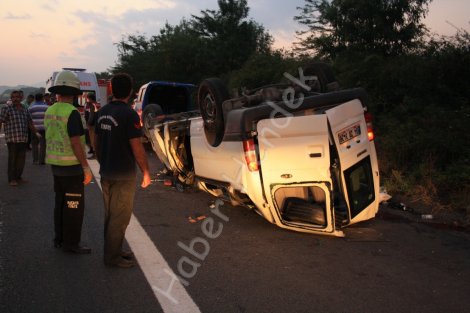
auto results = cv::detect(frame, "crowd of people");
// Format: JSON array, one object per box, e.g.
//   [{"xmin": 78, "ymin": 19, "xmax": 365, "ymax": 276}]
[{"xmin": 0, "ymin": 71, "xmax": 151, "ymax": 268}]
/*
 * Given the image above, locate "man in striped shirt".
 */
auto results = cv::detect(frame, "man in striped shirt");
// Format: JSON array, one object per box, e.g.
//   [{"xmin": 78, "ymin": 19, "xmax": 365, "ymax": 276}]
[{"xmin": 29, "ymin": 93, "xmax": 49, "ymax": 165}]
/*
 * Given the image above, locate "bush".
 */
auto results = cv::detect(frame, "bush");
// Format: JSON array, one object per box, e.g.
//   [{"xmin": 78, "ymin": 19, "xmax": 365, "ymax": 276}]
[{"xmin": 334, "ymin": 30, "xmax": 470, "ymax": 213}]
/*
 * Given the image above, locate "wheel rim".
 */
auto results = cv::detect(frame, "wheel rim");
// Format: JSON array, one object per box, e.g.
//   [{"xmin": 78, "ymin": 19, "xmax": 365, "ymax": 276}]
[
  {"xmin": 144, "ymin": 113, "xmax": 154, "ymax": 130},
  {"xmin": 202, "ymin": 92, "xmax": 216, "ymax": 125}
]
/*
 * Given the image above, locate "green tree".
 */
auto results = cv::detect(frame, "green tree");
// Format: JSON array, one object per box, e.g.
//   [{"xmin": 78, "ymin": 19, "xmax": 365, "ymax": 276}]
[
  {"xmin": 149, "ymin": 20, "xmax": 212, "ymax": 84},
  {"xmin": 96, "ymin": 71, "xmax": 111, "ymax": 80},
  {"xmin": 113, "ymin": 0, "xmax": 274, "ymax": 86},
  {"xmin": 228, "ymin": 51, "xmax": 299, "ymax": 91},
  {"xmin": 294, "ymin": 0, "xmax": 432, "ymax": 58},
  {"xmin": 113, "ymin": 34, "xmax": 156, "ymax": 87},
  {"xmin": 191, "ymin": 0, "xmax": 273, "ymax": 75}
]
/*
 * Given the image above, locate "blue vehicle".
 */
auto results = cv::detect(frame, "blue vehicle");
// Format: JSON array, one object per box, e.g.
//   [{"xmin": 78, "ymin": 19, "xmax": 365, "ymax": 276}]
[{"xmin": 134, "ymin": 81, "xmax": 196, "ymax": 130}]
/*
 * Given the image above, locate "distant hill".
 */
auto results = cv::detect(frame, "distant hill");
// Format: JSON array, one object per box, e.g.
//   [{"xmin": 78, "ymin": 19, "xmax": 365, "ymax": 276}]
[{"xmin": 0, "ymin": 86, "xmax": 45, "ymax": 104}]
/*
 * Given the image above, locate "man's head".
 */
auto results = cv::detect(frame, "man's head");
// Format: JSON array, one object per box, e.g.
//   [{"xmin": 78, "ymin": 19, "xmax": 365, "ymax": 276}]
[
  {"xmin": 86, "ymin": 92, "xmax": 96, "ymax": 102},
  {"xmin": 48, "ymin": 70, "xmax": 82, "ymax": 96},
  {"xmin": 35, "ymin": 93, "xmax": 44, "ymax": 102},
  {"xmin": 111, "ymin": 73, "xmax": 133, "ymax": 100},
  {"xmin": 27, "ymin": 94, "xmax": 34, "ymax": 104},
  {"xmin": 44, "ymin": 93, "xmax": 52, "ymax": 105},
  {"xmin": 10, "ymin": 90, "xmax": 21, "ymax": 104}
]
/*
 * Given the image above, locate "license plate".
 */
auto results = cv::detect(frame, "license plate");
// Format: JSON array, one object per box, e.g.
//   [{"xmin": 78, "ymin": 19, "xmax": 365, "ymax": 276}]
[{"xmin": 338, "ymin": 123, "xmax": 361, "ymax": 144}]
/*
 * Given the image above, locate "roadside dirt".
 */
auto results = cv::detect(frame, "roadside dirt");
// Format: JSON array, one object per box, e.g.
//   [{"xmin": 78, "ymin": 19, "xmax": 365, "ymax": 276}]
[{"xmin": 379, "ymin": 194, "xmax": 470, "ymax": 233}]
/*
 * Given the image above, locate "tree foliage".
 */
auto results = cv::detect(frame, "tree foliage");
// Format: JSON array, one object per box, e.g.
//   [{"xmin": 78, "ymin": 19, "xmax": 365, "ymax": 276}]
[
  {"xmin": 109, "ymin": 0, "xmax": 469, "ymax": 212},
  {"xmin": 112, "ymin": 0, "xmax": 273, "ymax": 87},
  {"xmin": 294, "ymin": 0, "xmax": 432, "ymax": 58},
  {"xmin": 191, "ymin": 0, "xmax": 273, "ymax": 75}
]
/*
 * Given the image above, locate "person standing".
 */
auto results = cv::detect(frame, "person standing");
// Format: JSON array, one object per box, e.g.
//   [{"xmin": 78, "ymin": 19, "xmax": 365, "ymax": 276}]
[
  {"xmin": 95, "ymin": 73, "xmax": 151, "ymax": 268},
  {"xmin": 84, "ymin": 93, "xmax": 98, "ymax": 158},
  {"xmin": 25, "ymin": 94, "xmax": 35, "ymax": 107},
  {"xmin": 0, "ymin": 90, "xmax": 39, "ymax": 186},
  {"xmin": 19, "ymin": 90, "xmax": 33, "ymax": 149},
  {"xmin": 45, "ymin": 70, "xmax": 93, "ymax": 254},
  {"xmin": 44, "ymin": 93, "xmax": 53, "ymax": 106},
  {"xmin": 29, "ymin": 93, "xmax": 49, "ymax": 164}
]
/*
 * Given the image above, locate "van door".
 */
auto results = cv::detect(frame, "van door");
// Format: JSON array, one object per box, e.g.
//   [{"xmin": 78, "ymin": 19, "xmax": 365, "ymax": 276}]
[
  {"xmin": 326, "ymin": 99, "xmax": 379, "ymax": 225},
  {"xmin": 257, "ymin": 114, "xmax": 338, "ymax": 235}
]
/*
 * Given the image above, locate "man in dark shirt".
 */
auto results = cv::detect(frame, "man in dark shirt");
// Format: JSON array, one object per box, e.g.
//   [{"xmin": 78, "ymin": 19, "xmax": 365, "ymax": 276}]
[{"xmin": 95, "ymin": 73, "xmax": 151, "ymax": 268}]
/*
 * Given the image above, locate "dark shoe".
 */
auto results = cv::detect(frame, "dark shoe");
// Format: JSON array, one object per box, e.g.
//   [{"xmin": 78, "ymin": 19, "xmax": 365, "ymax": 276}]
[
  {"xmin": 121, "ymin": 250, "xmax": 134, "ymax": 260},
  {"xmin": 63, "ymin": 245, "xmax": 92, "ymax": 254},
  {"xmin": 105, "ymin": 257, "xmax": 136, "ymax": 268},
  {"xmin": 9, "ymin": 180, "xmax": 18, "ymax": 186}
]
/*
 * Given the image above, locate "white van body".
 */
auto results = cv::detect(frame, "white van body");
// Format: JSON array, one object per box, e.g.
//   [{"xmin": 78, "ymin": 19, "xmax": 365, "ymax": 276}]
[{"xmin": 143, "ymin": 81, "xmax": 381, "ymax": 237}]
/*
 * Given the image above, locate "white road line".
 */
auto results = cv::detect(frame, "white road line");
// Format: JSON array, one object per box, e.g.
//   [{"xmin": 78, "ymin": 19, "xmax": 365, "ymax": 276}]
[{"xmin": 88, "ymin": 159, "xmax": 201, "ymax": 313}]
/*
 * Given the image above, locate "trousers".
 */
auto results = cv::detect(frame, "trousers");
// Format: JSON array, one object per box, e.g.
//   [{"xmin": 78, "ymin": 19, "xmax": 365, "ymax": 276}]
[
  {"xmin": 53, "ymin": 174, "xmax": 85, "ymax": 248},
  {"xmin": 101, "ymin": 178, "xmax": 136, "ymax": 264},
  {"xmin": 6, "ymin": 142, "xmax": 27, "ymax": 182},
  {"xmin": 31, "ymin": 130, "xmax": 46, "ymax": 164}
]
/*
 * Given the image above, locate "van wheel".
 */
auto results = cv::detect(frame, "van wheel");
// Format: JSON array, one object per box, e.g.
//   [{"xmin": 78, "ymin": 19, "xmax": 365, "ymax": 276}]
[
  {"xmin": 142, "ymin": 104, "xmax": 163, "ymax": 135},
  {"xmin": 197, "ymin": 78, "xmax": 229, "ymax": 147},
  {"xmin": 304, "ymin": 63, "xmax": 340, "ymax": 93}
]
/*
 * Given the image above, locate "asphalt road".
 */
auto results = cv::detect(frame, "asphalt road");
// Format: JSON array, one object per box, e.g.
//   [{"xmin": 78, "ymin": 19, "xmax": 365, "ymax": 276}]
[{"xmin": 1, "ymin": 137, "xmax": 469, "ymax": 313}]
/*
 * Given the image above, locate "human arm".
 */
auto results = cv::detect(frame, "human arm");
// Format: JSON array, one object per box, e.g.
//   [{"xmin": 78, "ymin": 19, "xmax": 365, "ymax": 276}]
[
  {"xmin": 29, "ymin": 121, "xmax": 40, "ymax": 137},
  {"xmin": 70, "ymin": 136, "xmax": 92, "ymax": 185},
  {"xmin": 94, "ymin": 129, "xmax": 100, "ymax": 163},
  {"xmin": 86, "ymin": 104, "xmax": 95, "ymax": 126},
  {"xmin": 68, "ymin": 110, "xmax": 92, "ymax": 185},
  {"xmin": 0, "ymin": 106, "xmax": 7, "ymax": 132},
  {"xmin": 26, "ymin": 111, "xmax": 39, "ymax": 137},
  {"xmin": 129, "ymin": 137, "xmax": 151, "ymax": 188}
]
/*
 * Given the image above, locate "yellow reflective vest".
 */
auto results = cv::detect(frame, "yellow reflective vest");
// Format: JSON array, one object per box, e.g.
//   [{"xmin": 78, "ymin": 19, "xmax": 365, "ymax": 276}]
[{"xmin": 44, "ymin": 102, "xmax": 85, "ymax": 166}]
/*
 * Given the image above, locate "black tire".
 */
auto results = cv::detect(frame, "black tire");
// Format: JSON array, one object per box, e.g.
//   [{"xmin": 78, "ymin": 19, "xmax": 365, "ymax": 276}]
[
  {"xmin": 303, "ymin": 63, "xmax": 340, "ymax": 93},
  {"xmin": 197, "ymin": 78, "xmax": 230, "ymax": 147},
  {"xmin": 142, "ymin": 103, "xmax": 163, "ymax": 135}
]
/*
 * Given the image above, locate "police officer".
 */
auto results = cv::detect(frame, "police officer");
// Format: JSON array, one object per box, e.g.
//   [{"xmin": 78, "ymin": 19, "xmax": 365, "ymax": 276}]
[{"xmin": 45, "ymin": 70, "xmax": 93, "ymax": 254}]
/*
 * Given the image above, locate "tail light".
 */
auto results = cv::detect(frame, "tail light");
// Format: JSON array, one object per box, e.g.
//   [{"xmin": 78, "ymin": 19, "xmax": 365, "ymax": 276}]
[
  {"xmin": 364, "ymin": 111, "xmax": 374, "ymax": 141},
  {"xmin": 243, "ymin": 139, "xmax": 259, "ymax": 172}
]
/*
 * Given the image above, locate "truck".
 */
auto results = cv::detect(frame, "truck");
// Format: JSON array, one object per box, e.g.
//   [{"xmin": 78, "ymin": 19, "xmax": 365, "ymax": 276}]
[{"xmin": 140, "ymin": 63, "xmax": 381, "ymax": 237}]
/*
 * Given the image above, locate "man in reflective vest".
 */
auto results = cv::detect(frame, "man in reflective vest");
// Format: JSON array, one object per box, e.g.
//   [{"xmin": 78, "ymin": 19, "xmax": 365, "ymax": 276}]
[{"xmin": 45, "ymin": 70, "xmax": 93, "ymax": 254}]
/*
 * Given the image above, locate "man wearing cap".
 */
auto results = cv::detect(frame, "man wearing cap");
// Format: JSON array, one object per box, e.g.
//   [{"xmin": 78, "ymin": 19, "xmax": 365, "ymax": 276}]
[{"xmin": 45, "ymin": 70, "xmax": 93, "ymax": 254}]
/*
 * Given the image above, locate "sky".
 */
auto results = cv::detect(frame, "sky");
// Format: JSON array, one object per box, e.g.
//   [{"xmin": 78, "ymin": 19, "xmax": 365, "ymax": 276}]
[{"xmin": 0, "ymin": 0, "xmax": 469, "ymax": 87}]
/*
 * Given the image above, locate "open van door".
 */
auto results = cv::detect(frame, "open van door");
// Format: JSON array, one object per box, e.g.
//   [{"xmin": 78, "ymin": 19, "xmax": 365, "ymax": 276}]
[
  {"xmin": 326, "ymin": 99, "xmax": 380, "ymax": 225},
  {"xmin": 257, "ymin": 114, "xmax": 342, "ymax": 236}
]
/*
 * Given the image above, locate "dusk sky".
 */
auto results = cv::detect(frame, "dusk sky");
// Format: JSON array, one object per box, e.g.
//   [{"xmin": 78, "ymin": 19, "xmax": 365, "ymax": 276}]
[{"xmin": 1, "ymin": 0, "xmax": 468, "ymax": 87}]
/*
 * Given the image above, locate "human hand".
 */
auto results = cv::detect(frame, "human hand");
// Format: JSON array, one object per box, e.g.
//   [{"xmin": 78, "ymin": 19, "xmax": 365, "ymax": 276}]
[
  {"xmin": 35, "ymin": 132, "xmax": 42, "ymax": 138},
  {"xmin": 83, "ymin": 167, "xmax": 93, "ymax": 185},
  {"xmin": 141, "ymin": 172, "xmax": 151, "ymax": 188}
]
